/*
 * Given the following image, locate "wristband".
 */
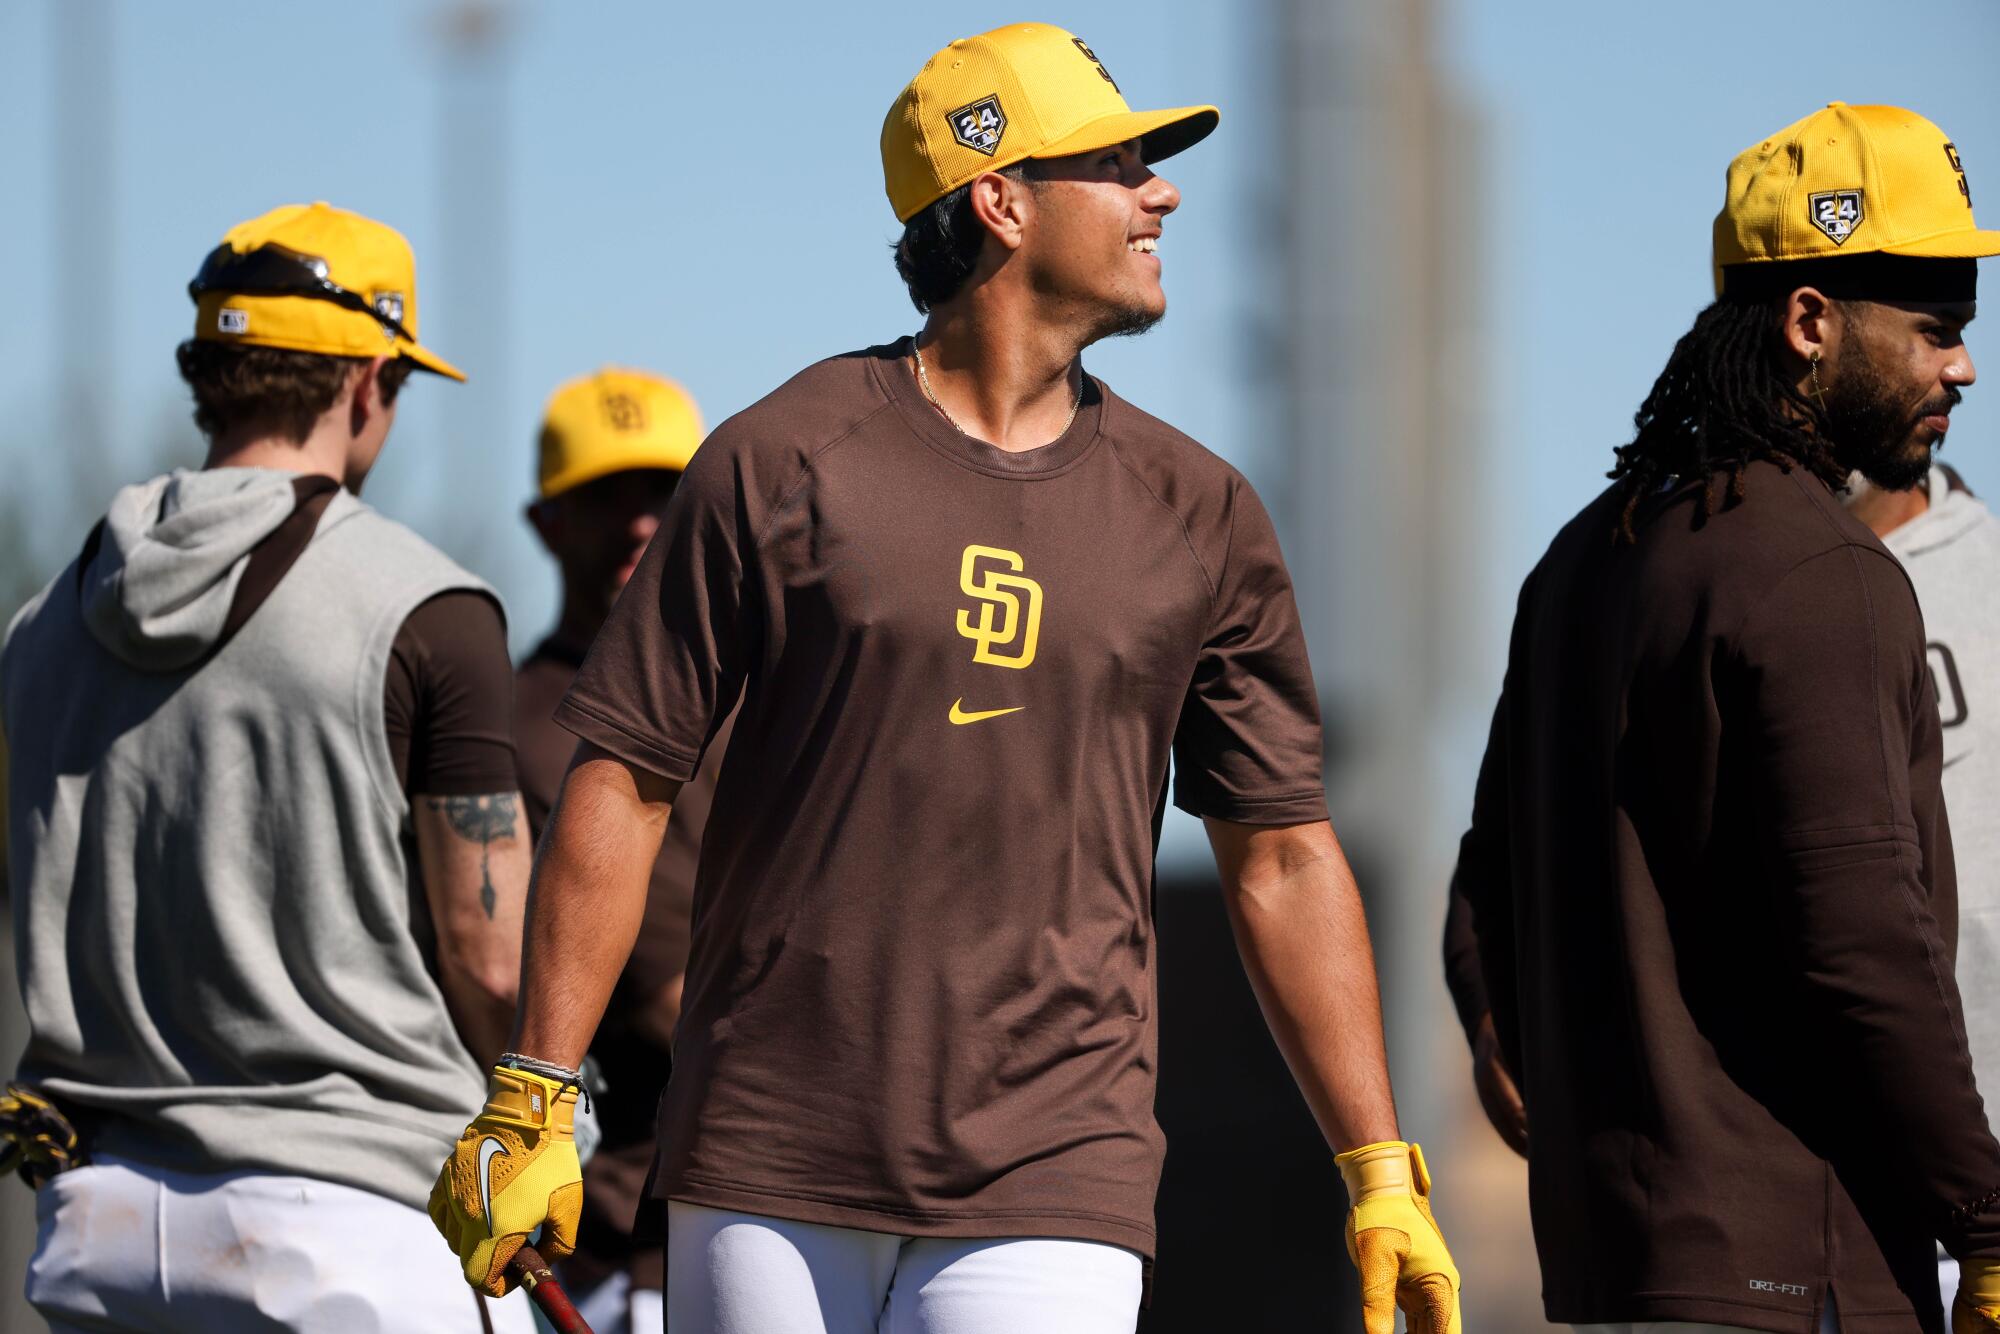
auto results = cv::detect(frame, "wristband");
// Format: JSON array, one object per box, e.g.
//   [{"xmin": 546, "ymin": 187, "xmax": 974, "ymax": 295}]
[
  {"xmin": 498, "ymin": 1052, "xmax": 583, "ymax": 1084},
  {"xmin": 498, "ymin": 1053, "xmax": 592, "ymax": 1112}
]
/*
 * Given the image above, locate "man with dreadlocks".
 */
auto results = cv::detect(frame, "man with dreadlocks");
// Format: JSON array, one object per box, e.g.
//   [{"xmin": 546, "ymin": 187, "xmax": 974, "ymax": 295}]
[{"xmin": 1443, "ymin": 104, "xmax": 2000, "ymax": 1334}]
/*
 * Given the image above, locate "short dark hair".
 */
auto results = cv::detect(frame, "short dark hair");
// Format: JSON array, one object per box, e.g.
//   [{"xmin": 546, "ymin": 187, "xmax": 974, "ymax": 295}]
[
  {"xmin": 174, "ymin": 341, "xmax": 416, "ymax": 444},
  {"xmin": 891, "ymin": 162, "xmax": 1033, "ymax": 314}
]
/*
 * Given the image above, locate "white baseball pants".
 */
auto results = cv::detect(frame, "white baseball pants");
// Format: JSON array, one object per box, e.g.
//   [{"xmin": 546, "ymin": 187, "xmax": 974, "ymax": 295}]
[
  {"xmin": 665, "ymin": 1201, "xmax": 1143, "ymax": 1334},
  {"xmin": 26, "ymin": 1155, "xmax": 535, "ymax": 1333},
  {"xmin": 571, "ymin": 1267, "xmax": 664, "ymax": 1334}
]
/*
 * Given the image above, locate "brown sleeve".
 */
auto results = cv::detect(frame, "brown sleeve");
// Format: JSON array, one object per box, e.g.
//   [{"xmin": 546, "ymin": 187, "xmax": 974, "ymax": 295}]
[
  {"xmin": 1170, "ymin": 478, "xmax": 1328, "ymax": 825},
  {"xmin": 512, "ymin": 648, "xmax": 588, "ymax": 841},
  {"xmin": 1443, "ymin": 817, "xmax": 1499, "ymax": 1046},
  {"xmin": 556, "ymin": 441, "xmax": 752, "ymax": 781},
  {"xmin": 1441, "ymin": 875, "xmax": 1491, "ymax": 1044},
  {"xmin": 383, "ymin": 591, "xmax": 519, "ymax": 796},
  {"xmin": 1734, "ymin": 544, "xmax": 2000, "ymax": 1256},
  {"xmin": 1447, "ymin": 578, "xmax": 1532, "ymax": 1052}
]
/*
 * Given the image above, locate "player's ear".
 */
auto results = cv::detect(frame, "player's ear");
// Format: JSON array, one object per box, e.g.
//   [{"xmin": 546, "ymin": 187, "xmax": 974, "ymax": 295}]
[
  {"xmin": 1778, "ymin": 286, "xmax": 1841, "ymax": 370},
  {"xmin": 967, "ymin": 169, "xmax": 1033, "ymax": 253},
  {"xmin": 347, "ymin": 357, "xmax": 393, "ymax": 436},
  {"xmin": 526, "ymin": 499, "xmax": 562, "ymax": 553}
]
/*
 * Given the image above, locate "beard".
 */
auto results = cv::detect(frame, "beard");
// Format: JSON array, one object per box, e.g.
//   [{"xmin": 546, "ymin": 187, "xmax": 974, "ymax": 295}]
[
  {"xmin": 1822, "ymin": 352, "xmax": 1959, "ymax": 491},
  {"xmin": 1085, "ymin": 300, "xmax": 1163, "ymax": 344}
]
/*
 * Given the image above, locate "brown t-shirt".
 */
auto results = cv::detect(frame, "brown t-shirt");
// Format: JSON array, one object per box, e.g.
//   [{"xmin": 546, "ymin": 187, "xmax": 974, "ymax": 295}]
[
  {"xmin": 515, "ymin": 637, "xmax": 733, "ymax": 1289},
  {"xmin": 1448, "ymin": 460, "xmax": 2000, "ymax": 1331},
  {"xmin": 385, "ymin": 591, "xmax": 518, "ymax": 796},
  {"xmin": 554, "ymin": 343, "xmax": 1326, "ymax": 1257}
]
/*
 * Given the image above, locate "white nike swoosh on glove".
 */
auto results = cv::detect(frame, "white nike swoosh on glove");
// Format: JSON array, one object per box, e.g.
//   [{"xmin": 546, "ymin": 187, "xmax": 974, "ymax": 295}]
[{"xmin": 477, "ymin": 1136, "xmax": 509, "ymax": 1230}]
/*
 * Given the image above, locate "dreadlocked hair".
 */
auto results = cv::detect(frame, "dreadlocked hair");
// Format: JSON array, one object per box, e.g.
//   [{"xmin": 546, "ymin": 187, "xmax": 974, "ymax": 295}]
[{"xmin": 1606, "ymin": 297, "xmax": 1846, "ymax": 543}]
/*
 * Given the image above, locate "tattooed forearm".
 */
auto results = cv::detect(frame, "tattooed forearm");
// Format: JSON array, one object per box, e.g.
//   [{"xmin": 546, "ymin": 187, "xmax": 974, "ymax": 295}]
[
  {"xmin": 426, "ymin": 793, "xmax": 519, "ymax": 919},
  {"xmin": 430, "ymin": 792, "xmax": 519, "ymax": 844}
]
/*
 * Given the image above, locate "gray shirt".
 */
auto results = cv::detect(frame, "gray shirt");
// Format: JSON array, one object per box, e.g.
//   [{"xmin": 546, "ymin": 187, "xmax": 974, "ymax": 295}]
[{"xmin": 1883, "ymin": 464, "xmax": 2000, "ymax": 1123}]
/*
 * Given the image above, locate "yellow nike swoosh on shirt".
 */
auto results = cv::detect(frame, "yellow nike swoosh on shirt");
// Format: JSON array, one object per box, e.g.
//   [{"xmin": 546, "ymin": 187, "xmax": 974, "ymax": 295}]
[{"xmin": 949, "ymin": 699, "xmax": 1025, "ymax": 725}]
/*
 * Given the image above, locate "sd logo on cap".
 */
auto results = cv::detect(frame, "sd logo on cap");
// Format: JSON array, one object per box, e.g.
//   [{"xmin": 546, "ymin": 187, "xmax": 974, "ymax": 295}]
[{"xmin": 536, "ymin": 368, "xmax": 703, "ymax": 500}]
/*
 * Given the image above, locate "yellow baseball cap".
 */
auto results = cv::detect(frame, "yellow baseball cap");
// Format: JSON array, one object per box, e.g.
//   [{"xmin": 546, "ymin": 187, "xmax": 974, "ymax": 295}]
[
  {"xmin": 882, "ymin": 23, "xmax": 1218, "ymax": 223},
  {"xmin": 1714, "ymin": 103, "xmax": 2000, "ymax": 292},
  {"xmin": 536, "ymin": 368, "xmax": 704, "ymax": 500},
  {"xmin": 188, "ymin": 201, "xmax": 465, "ymax": 381}
]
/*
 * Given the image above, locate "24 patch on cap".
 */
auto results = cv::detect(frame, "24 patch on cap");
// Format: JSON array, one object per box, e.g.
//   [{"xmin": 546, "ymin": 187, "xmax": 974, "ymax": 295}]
[
  {"xmin": 950, "ymin": 96, "xmax": 1007, "ymax": 155},
  {"xmin": 1712, "ymin": 103, "xmax": 2000, "ymax": 291},
  {"xmin": 879, "ymin": 23, "xmax": 1218, "ymax": 223},
  {"xmin": 1808, "ymin": 190, "xmax": 1864, "ymax": 245}
]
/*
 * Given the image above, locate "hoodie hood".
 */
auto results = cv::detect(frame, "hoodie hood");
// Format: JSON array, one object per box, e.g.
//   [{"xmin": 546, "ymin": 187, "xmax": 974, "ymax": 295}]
[
  {"xmin": 1882, "ymin": 465, "xmax": 1991, "ymax": 561},
  {"xmin": 81, "ymin": 468, "xmax": 307, "ymax": 672}
]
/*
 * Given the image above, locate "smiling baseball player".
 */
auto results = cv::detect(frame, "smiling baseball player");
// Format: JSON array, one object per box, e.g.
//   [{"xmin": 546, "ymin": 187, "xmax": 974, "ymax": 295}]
[{"xmin": 433, "ymin": 24, "xmax": 1459, "ymax": 1333}]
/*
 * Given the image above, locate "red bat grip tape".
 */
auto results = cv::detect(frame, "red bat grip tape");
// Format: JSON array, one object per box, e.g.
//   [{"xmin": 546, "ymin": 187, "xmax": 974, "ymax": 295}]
[{"xmin": 506, "ymin": 1243, "xmax": 594, "ymax": 1334}]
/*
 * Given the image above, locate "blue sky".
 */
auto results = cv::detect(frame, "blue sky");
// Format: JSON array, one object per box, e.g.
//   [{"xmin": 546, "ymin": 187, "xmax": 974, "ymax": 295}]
[
  {"xmin": 5, "ymin": 1, "xmax": 1997, "ymax": 602},
  {"xmin": 0, "ymin": 1, "xmax": 1258, "ymax": 628},
  {"xmin": 6, "ymin": 0, "xmax": 1996, "ymax": 598},
  {"xmin": 3, "ymin": 1, "xmax": 1998, "ymax": 872},
  {"xmin": 1441, "ymin": 0, "xmax": 2000, "ymax": 569}
]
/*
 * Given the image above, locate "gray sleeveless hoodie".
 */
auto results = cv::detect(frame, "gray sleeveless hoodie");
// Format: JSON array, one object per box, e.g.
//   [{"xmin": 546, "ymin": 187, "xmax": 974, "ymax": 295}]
[{"xmin": 2, "ymin": 467, "xmax": 493, "ymax": 1211}]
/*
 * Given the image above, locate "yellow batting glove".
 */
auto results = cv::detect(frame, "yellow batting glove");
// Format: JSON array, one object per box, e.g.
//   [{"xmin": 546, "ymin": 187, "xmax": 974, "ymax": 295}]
[
  {"xmin": 428, "ymin": 1067, "xmax": 583, "ymax": 1297},
  {"xmin": 1957, "ymin": 1257, "xmax": 2000, "ymax": 1333},
  {"xmin": 0, "ymin": 1083, "xmax": 84, "ymax": 1188},
  {"xmin": 1335, "ymin": 1140, "xmax": 1462, "ymax": 1334}
]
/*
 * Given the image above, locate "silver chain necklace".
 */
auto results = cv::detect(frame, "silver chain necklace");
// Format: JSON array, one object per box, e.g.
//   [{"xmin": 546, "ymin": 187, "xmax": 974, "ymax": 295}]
[{"xmin": 910, "ymin": 336, "xmax": 1081, "ymax": 445}]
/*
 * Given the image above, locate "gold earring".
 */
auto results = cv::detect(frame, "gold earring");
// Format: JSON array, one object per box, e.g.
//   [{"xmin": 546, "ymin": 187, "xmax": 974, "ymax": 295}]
[{"xmin": 1808, "ymin": 350, "xmax": 1828, "ymax": 410}]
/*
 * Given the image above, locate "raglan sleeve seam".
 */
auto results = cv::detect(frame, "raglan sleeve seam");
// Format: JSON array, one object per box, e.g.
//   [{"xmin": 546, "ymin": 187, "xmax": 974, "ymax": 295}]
[
  {"xmin": 751, "ymin": 402, "xmax": 897, "ymax": 556},
  {"xmin": 1105, "ymin": 435, "xmax": 1219, "ymax": 606}
]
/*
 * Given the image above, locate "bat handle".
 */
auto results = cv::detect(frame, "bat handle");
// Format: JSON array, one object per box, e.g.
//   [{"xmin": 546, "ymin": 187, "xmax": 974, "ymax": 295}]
[{"xmin": 506, "ymin": 1243, "xmax": 594, "ymax": 1334}]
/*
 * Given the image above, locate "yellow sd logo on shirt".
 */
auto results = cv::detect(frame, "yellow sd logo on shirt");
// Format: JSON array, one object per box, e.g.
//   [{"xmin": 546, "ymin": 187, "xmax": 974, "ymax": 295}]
[{"xmin": 956, "ymin": 545, "xmax": 1042, "ymax": 669}]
